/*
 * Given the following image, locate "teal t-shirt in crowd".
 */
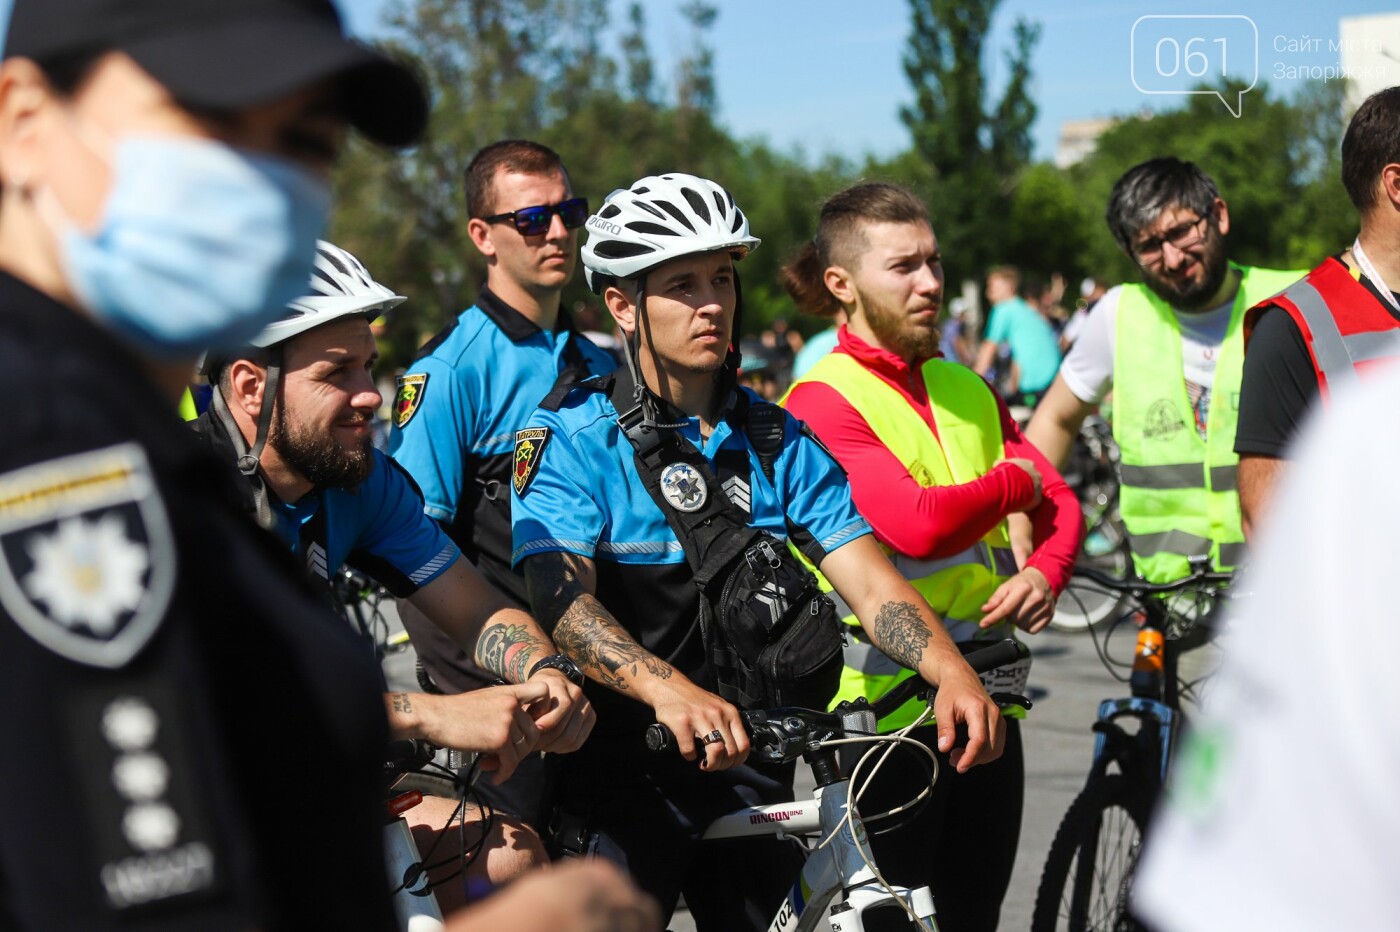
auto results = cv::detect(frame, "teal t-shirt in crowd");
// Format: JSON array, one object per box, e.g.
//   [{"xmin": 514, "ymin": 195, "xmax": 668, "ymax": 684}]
[{"xmin": 986, "ymin": 296, "xmax": 1062, "ymax": 394}]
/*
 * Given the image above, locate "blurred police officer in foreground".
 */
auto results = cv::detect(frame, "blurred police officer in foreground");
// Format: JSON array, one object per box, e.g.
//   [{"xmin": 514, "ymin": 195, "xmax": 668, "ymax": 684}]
[{"xmin": 0, "ymin": 0, "xmax": 436, "ymax": 926}]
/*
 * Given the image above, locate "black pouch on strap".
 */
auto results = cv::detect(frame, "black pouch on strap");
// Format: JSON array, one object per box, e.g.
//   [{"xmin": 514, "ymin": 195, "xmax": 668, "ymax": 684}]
[{"xmin": 609, "ymin": 375, "xmax": 842, "ymax": 710}]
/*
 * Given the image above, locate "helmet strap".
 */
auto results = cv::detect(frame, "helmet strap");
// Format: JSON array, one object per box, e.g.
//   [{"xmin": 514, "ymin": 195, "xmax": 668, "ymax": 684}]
[{"xmin": 209, "ymin": 349, "xmax": 283, "ymax": 532}]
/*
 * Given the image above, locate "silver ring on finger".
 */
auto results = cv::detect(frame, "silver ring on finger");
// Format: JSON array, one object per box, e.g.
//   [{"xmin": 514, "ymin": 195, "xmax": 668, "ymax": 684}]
[{"xmin": 701, "ymin": 729, "xmax": 724, "ymax": 745}]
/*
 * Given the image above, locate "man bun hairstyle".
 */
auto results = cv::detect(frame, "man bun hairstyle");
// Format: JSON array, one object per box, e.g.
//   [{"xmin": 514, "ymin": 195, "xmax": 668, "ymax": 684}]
[
  {"xmin": 1342, "ymin": 87, "xmax": 1400, "ymax": 213},
  {"xmin": 463, "ymin": 139, "xmax": 569, "ymax": 219},
  {"xmin": 1105, "ymin": 157, "xmax": 1221, "ymax": 253},
  {"xmin": 779, "ymin": 182, "xmax": 930, "ymax": 317}
]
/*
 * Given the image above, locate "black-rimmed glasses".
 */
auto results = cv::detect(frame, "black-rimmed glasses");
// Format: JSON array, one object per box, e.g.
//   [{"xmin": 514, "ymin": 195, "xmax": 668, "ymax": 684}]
[
  {"xmin": 1132, "ymin": 213, "xmax": 1211, "ymax": 265},
  {"xmin": 484, "ymin": 197, "xmax": 589, "ymax": 236}
]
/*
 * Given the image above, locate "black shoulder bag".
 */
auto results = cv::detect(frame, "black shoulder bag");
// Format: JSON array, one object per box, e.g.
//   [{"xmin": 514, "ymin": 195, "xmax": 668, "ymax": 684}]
[{"xmin": 608, "ymin": 375, "xmax": 844, "ymax": 711}]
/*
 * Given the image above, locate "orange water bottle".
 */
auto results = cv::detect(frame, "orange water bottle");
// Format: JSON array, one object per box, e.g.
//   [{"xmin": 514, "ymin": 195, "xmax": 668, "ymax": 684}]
[{"xmin": 1130, "ymin": 627, "xmax": 1165, "ymax": 697}]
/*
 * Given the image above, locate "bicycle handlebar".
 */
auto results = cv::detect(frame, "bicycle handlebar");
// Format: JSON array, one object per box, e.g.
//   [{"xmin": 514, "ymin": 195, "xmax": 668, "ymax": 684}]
[
  {"xmin": 645, "ymin": 638, "xmax": 1030, "ymax": 762},
  {"xmin": 1072, "ymin": 564, "xmax": 1234, "ymax": 597}
]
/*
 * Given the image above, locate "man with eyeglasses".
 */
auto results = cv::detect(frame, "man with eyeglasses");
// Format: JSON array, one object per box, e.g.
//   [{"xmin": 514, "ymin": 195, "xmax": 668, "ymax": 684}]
[
  {"xmin": 1024, "ymin": 158, "xmax": 1303, "ymax": 589},
  {"xmin": 389, "ymin": 139, "xmax": 616, "ymax": 836}
]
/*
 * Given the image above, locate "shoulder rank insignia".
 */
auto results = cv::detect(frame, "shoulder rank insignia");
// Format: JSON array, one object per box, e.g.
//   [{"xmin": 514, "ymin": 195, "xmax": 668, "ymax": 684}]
[
  {"xmin": 0, "ymin": 443, "xmax": 175, "ymax": 668},
  {"xmin": 513, "ymin": 428, "xmax": 552, "ymax": 496},
  {"xmin": 393, "ymin": 373, "xmax": 429, "ymax": 430}
]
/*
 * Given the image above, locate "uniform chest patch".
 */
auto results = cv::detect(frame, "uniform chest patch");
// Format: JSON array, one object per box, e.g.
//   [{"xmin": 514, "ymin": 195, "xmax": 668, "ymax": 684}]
[
  {"xmin": 660, "ymin": 462, "xmax": 708, "ymax": 513},
  {"xmin": 393, "ymin": 373, "xmax": 429, "ymax": 429},
  {"xmin": 513, "ymin": 428, "xmax": 551, "ymax": 496},
  {"xmin": 0, "ymin": 444, "xmax": 175, "ymax": 668}
]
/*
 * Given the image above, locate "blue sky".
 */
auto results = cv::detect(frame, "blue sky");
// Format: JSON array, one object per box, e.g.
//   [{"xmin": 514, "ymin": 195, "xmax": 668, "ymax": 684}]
[
  {"xmin": 3, "ymin": 1, "xmax": 1397, "ymax": 162},
  {"xmin": 334, "ymin": 0, "xmax": 1400, "ymax": 162}
]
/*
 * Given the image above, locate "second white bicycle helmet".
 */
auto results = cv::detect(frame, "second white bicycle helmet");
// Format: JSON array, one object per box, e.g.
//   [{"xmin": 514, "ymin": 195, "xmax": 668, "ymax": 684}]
[
  {"xmin": 582, "ymin": 173, "xmax": 760, "ymax": 293},
  {"xmin": 250, "ymin": 240, "xmax": 406, "ymax": 348}
]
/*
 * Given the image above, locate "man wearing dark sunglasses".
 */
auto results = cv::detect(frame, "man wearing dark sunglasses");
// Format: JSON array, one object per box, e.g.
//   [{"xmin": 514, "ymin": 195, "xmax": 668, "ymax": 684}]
[{"xmin": 389, "ymin": 139, "xmax": 617, "ymax": 836}]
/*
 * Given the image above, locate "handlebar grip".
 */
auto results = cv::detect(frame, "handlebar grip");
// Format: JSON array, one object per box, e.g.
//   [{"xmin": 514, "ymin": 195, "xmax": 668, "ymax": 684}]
[
  {"xmin": 386, "ymin": 739, "xmax": 437, "ymax": 765},
  {"xmin": 644, "ymin": 723, "xmax": 674, "ymax": 753},
  {"xmin": 962, "ymin": 638, "xmax": 1028, "ymax": 675}
]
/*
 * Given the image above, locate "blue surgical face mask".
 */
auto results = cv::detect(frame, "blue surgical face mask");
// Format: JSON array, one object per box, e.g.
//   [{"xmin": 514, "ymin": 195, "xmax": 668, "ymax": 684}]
[{"xmin": 43, "ymin": 132, "xmax": 331, "ymax": 357}]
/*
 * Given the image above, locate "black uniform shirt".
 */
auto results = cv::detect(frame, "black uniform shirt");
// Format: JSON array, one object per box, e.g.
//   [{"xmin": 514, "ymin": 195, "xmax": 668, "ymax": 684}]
[{"xmin": 0, "ymin": 272, "xmax": 395, "ymax": 930}]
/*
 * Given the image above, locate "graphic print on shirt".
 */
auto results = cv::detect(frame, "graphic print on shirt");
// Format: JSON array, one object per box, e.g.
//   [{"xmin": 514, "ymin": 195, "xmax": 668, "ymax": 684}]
[{"xmin": 0, "ymin": 443, "xmax": 175, "ymax": 668}]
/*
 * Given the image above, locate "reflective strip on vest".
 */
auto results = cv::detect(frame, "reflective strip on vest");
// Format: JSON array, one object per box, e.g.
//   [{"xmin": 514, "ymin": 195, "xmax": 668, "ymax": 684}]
[
  {"xmin": 1120, "ymin": 464, "xmax": 1236, "ymax": 492},
  {"xmin": 1285, "ymin": 280, "xmax": 1359, "ymax": 392},
  {"xmin": 1128, "ymin": 529, "xmax": 1213, "ymax": 558},
  {"xmin": 1129, "ymin": 530, "xmax": 1247, "ymax": 567},
  {"xmin": 1210, "ymin": 465, "xmax": 1238, "ymax": 491},
  {"xmin": 1344, "ymin": 328, "xmax": 1400, "ymax": 365}
]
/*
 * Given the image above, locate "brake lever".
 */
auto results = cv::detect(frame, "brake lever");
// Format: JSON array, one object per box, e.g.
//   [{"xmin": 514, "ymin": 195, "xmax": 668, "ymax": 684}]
[{"xmin": 990, "ymin": 692, "xmax": 1032, "ymax": 712}]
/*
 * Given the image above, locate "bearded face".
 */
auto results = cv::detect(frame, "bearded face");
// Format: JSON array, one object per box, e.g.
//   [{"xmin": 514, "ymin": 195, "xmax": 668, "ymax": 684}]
[{"xmin": 268, "ymin": 392, "xmax": 374, "ymax": 489}]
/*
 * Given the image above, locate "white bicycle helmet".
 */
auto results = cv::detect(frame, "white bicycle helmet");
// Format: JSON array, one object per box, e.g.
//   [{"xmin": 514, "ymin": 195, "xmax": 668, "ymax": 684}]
[
  {"xmin": 581, "ymin": 173, "xmax": 760, "ymax": 293},
  {"xmin": 250, "ymin": 240, "xmax": 406, "ymax": 348}
]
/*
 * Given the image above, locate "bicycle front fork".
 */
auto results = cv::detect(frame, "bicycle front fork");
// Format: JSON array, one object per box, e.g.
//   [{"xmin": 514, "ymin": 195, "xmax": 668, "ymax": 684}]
[{"xmin": 828, "ymin": 885, "xmax": 939, "ymax": 930}]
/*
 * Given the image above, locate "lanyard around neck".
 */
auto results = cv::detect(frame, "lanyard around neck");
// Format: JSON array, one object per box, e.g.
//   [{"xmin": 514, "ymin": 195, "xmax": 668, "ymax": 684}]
[{"xmin": 1351, "ymin": 237, "xmax": 1400, "ymax": 314}]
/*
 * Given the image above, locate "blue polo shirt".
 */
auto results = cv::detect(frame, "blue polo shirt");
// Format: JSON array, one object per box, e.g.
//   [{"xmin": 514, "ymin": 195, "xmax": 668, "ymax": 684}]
[
  {"xmin": 271, "ymin": 449, "xmax": 459, "ymax": 597},
  {"xmin": 511, "ymin": 379, "xmax": 869, "ymax": 728},
  {"xmin": 986, "ymin": 296, "xmax": 1062, "ymax": 394}
]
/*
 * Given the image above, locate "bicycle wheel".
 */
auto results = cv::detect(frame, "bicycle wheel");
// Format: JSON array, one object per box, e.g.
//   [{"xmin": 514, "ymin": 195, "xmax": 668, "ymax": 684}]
[
  {"xmin": 1031, "ymin": 773, "xmax": 1153, "ymax": 932},
  {"xmin": 1050, "ymin": 510, "xmax": 1130, "ymax": 632}
]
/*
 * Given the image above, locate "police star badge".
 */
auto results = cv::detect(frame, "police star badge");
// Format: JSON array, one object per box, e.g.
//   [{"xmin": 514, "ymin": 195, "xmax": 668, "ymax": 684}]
[
  {"xmin": 0, "ymin": 444, "xmax": 175, "ymax": 668},
  {"xmin": 513, "ymin": 428, "xmax": 552, "ymax": 496},
  {"xmin": 660, "ymin": 462, "xmax": 708, "ymax": 513},
  {"xmin": 393, "ymin": 373, "xmax": 429, "ymax": 429}
]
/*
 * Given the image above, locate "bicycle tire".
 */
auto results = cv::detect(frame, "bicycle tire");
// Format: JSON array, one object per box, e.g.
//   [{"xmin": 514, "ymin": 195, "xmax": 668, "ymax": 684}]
[
  {"xmin": 1030, "ymin": 773, "xmax": 1153, "ymax": 932},
  {"xmin": 1050, "ymin": 517, "xmax": 1130, "ymax": 632}
]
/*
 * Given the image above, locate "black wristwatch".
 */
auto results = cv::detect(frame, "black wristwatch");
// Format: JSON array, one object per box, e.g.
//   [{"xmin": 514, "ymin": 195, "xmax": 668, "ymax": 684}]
[{"xmin": 529, "ymin": 654, "xmax": 585, "ymax": 688}]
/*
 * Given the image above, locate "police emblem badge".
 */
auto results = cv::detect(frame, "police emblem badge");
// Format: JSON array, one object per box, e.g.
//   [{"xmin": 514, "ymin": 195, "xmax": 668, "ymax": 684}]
[
  {"xmin": 513, "ymin": 428, "xmax": 552, "ymax": 496},
  {"xmin": 393, "ymin": 373, "xmax": 429, "ymax": 429},
  {"xmin": 0, "ymin": 443, "xmax": 175, "ymax": 668},
  {"xmin": 660, "ymin": 462, "xmax": 708, "ymax": 513}
]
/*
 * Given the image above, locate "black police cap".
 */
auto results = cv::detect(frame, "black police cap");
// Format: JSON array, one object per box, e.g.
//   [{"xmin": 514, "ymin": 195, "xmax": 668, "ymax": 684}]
[{"xmin": 4, "ymin": 0, "xmax": 428, "ymax": 148}]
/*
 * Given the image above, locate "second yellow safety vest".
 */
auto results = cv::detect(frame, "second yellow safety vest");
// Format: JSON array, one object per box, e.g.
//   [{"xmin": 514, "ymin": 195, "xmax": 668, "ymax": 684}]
[{"xmin": 783, "ymin": 353, "xmax": 1020, "ymax": 728}]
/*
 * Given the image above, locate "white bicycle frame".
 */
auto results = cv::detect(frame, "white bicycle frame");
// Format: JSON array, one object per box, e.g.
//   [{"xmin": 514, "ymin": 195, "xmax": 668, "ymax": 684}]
[
  {"xmin": 700, "ymin": 771, "xmax": 939, "ymax": 931},
  {"xmin": 384, "ymin": 810, "xmax": 447, "ymax": 932}
]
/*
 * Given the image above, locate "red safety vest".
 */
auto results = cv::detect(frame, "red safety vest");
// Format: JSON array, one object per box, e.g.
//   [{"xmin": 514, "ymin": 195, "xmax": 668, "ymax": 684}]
[{"xmin": 1244, "ymin": 257, "xmax": 1400, "ymax": 402}]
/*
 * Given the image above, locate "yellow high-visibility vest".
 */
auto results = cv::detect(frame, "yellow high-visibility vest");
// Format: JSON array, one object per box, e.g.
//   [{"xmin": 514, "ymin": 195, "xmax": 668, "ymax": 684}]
[
  {"xmin": 783, "ymin": 353, "xmax": 1018, "ymax": 728},
  {"xmin": 1113, "ymin": 264, "xmax": 1303, "ymax": 583}
]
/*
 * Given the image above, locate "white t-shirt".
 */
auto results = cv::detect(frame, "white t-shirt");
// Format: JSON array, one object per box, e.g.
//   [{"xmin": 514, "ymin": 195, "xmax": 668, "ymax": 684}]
[
  {"xmin": 1058, "ymin": 284, "xmax": 1235, "ymax": 436},
  {"xmin": 1134, "ymin": 364, "xmax": 1400, "ymax": 931}
]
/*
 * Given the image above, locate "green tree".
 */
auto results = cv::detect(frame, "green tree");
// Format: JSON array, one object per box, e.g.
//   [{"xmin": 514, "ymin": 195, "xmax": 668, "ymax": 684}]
[{"xmin": 899, "ymin": 0, "xmax": 1040, "ymax": 289}]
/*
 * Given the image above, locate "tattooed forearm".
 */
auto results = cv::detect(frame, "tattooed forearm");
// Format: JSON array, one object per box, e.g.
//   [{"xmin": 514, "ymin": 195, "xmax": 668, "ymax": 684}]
[
  {"xmin": 475, "ymin": 621, "xmax": 550, "ymax": 683},
  {"xmin": 526, "ymin": 552, "xmax": 672, "ymax": 691},
  {"xmin": 872, "ymin": 600, "xmax": 932, "ymax": 669},
  {"xmin": 553, "ymin": 595, "xmax": 674, "ymax": 691},
  {"xmin": 390, "ymin": 693, "xmax": 413, "ymax": 714}
]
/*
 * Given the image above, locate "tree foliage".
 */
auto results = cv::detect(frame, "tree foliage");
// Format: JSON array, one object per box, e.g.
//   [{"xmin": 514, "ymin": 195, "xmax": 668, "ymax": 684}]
[{"xmin": 331, "ymin": 0, "xmax": 1358, "ymax": 372}]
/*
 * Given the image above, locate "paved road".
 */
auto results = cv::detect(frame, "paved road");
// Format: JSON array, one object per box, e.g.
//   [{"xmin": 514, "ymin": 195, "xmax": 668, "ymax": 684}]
[{"xmin": 377, "ymin": 597, "xmax": 1140, "ymax": 931}]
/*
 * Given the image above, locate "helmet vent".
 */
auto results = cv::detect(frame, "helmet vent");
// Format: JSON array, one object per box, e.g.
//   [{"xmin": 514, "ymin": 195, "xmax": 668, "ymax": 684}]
[
  {"xmin": 730, "ymin": 211, "xmax": 744, "ymax": 233},
  {"xmin": 592, "ymin": 240, "xmax": 657, "ymax": 259},
  {"xmin": 680, "ymin": 187, "xmax": 711, "ymax": 224},
  {"xmin": 651, "ymin": 200, "xmax": 696, "ymax": 233},
  {"xmin": 634, "ymin": 201, "xmax": 666, "ymax": 220},
  {"xmin": 632, "ymin": 186, "xmax": 650, "ymax": 194},
  {"xmin": 626, "ymin": 220, "xmax": 681, "ymax": 237},
  {"xmin": 712, "ymin": 190, "xmax": 726, "ymax": 216},
  {"xmin": 600, "ymin": 204, "xmax": 623, "ymax": 219}
]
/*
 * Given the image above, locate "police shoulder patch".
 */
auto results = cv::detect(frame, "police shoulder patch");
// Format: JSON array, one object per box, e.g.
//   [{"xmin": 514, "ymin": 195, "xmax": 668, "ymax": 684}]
[
  {"xmin": 393, "ymin": 373, "xmax": 429, "ymax": 429},
  {"xmin": 512, "ymin": 428, "xmax": 551, "ymax": 496},
  {"xmin": 0, "ymin": 443, "xmax": 175, "ymax": 668}
]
